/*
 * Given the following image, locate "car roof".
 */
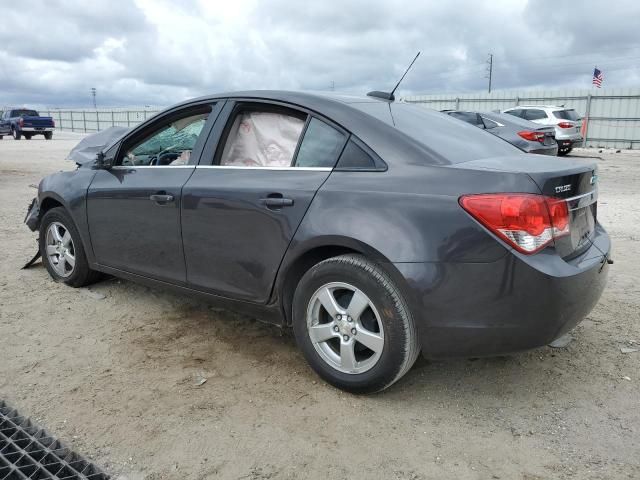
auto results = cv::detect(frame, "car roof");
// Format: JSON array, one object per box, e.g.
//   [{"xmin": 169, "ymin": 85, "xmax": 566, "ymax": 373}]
[
  {"xmin": 481, "ymin": 111, "xmax": 554, "ymax": 130},
  {"xmin": 150, "ymin": 90, "xmax": 521, "ymax": 167},
  {"xmin": 511, "ymin": 105, "xmax": 571, "ymax": 110}
]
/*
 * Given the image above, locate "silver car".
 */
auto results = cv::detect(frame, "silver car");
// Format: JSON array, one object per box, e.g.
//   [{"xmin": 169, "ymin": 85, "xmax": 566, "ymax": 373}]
[
  {"xmin": 443, "ymin": 110, "xmax": 558, "ymax": 155},
  {"xmin": 502, "ymin": 106, "xmax": 583, "ymax": 156}
]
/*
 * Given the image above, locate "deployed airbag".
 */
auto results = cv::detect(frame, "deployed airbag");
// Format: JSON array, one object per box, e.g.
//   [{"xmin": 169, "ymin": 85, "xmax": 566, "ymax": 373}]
[{"xmin": 220, "ymin": 112, "xmax": 304, "ymax": 167}]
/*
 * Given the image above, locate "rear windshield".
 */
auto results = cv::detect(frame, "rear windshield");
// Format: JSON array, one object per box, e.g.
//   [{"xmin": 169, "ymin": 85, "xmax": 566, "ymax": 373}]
[
  {"xmin": 553, "ymin": 109, "xmax": 579, "ymax": 121},
  {"xmin": 447, "ymin": 111, "xmax": 483, "ymax": 127},
  {"xmin": 11, "ymin": 109, "xmax": 39, "ymax": 117},
  {"xmin": 351, "ymin": 103, "xmax": 519, "ymax": 163}
]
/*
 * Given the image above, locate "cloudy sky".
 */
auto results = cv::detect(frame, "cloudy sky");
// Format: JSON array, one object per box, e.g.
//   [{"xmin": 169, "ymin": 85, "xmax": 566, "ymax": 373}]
[{"xmin": 1, "ymin": 0, "xmax": 639, "ymax": 108}]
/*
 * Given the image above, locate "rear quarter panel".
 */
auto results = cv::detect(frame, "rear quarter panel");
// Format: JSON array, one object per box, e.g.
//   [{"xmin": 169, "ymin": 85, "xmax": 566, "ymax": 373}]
[{"xmin": 288, "ymin": 163, "xmax": 542, "ymax": 264}]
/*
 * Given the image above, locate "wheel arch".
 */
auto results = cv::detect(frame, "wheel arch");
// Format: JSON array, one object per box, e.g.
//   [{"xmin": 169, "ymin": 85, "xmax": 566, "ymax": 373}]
[{"xmin": 276, "ymin": 236, "xmax": 410, "ymax": 327}]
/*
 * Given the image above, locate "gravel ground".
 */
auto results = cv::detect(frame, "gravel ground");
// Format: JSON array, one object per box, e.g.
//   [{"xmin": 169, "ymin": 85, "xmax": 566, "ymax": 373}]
[{"xmin": 1, "ymin": 133, "xmax": 639, "ymax": 480}]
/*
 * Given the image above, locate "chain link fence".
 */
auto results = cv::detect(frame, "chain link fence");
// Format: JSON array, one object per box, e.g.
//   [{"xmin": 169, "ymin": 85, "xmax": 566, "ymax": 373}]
[
  {"xmin": 38, "ymin": 108, "xmax": 163, "ymax": 133},
  {"xmin": 33, "ymin": 88, "xmax": 640, "ymax": 149}
]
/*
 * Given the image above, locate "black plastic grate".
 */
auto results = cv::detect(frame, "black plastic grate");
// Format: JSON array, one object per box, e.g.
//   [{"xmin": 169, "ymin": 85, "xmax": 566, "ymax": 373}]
[{"xmin": 0, "ymin": 401, "xmax": 109, "ymax": 480}]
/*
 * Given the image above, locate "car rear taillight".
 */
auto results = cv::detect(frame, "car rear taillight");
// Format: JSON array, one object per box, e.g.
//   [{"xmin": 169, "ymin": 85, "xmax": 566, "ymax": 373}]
[
  {"xmin": 517, "ymin": 130, "xmax": 545, "ymax": 143},
  {"xmin": 18, "ymin": 118, "xmax": 24, "ymax": 127},
  {"xmin": 557, "ymin": 122, "xmax": 573, "ymax": 129},
  {"xmin": 52, "ymin": 119, "xmax": 55, "ymax": 128},
  {"xmin": 459, "ymin": 193, "xmax": 570, "ymax": 254}
]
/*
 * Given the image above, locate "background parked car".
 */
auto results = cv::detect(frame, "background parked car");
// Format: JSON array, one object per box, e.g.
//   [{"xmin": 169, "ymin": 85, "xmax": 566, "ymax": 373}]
[
  {"xmin": 0, "ymin": 108, "xmax": 55, "ymax": 140},
  {"xmin": 502, "ymin": 106, "xmax": 582, "ymax": 156},
  {"xmin": 442, "ymin": 110, "xmax": 558, "ymax": 155}
]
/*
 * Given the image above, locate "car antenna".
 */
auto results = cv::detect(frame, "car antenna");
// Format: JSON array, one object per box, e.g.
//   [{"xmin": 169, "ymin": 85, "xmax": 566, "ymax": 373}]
[{"xmin": 367, "ymin": 51, "xmax": 421, "ymax": 102}]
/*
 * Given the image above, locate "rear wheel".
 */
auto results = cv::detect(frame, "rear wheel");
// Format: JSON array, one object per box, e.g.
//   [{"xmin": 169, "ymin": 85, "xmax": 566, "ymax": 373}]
[
  {"xmin": 292, "ymin": 254, "xmax": 420, "ymax": 393},
  {"xmin": 12, "ymin": 127, "xmax": 21, "ymax": 140},
  {"xmin": 39, "ymin": 207, "xmax": 102, "ymax": 287},
  {"xmin": 24, "ymin": 134, "xmax": 32, "ymax": 140},
  {"xmin": 44, "ymin": 132, "xmax": 53, "ymax": 140}
]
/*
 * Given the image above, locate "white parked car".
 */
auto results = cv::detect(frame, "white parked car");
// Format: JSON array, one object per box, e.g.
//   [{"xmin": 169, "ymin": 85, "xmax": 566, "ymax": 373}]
[{"xmin": 502, "ymin": 106, "xmax": 582, "ymax": 156}]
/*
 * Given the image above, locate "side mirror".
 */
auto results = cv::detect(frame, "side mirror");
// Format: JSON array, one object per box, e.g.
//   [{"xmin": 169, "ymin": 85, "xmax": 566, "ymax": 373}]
[{"xmin": 94, "ymin": 151, "xmax": 114, "ymax": 170}]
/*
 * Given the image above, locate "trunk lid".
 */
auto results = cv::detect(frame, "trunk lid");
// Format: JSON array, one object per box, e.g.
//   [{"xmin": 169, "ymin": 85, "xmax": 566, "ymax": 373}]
[
  {"xmin": 21, "ymin": 116, "xmax": 54, "ymax": 128},
  {"xmin": 454, "ymin": 155, "xmax": 598, "ymax": 258},
  {"xmin": 534, "ymin": 126, "xmax": 556, "ymax": 146},
  {"xmin": 532, "ymin": 164, "xmax": 597, "ymax": 258}
]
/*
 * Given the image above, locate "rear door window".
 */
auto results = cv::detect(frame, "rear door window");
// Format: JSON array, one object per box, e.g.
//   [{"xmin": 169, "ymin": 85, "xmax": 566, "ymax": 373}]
[
  {"xmin": 219, "ymin": 107, "xmax": 306, "ymax": 167},
  {"xmin": 294, "ymin": 118, "xmax": 346, "ymax": 168},
  {"xmin": 448, "ymin": 112, "xmax": 484, "ymax": 127}
]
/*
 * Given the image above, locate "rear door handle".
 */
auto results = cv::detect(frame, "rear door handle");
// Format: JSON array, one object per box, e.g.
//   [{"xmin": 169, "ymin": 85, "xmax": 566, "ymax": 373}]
[
  {"xmin": 149, "ymin": 193, "xmax": 174, "ymax": 204},
  {"xmin": 260, "ymin": 197, "xmax": 294, "ymax": 208}
]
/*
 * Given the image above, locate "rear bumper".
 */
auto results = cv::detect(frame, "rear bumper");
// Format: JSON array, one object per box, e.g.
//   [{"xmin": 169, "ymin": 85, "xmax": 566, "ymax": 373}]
[
  {"xmin": 21, "ymin": 127, "xmax": 54, "ymax": 133},
  {"xmin": 556, "ymin": 133, "xmax": 583, "ymax": 149},
  {"xmin": 395, "ymin": 224, "xmax": 610, "ymax": 358}
]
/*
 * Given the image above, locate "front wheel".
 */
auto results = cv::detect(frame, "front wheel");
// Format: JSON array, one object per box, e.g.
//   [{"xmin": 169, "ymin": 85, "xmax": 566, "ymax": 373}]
[
  {"xmin": 292, "ymin": 254, "xmax": 420, "ymax": 393},
  {"xmin": 39, "ymin": 207, "xmax": 101, "ymax": 287}
]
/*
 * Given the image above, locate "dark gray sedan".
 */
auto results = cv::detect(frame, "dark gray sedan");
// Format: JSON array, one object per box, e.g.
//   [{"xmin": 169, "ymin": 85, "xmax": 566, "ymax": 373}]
[
  {"xmin": 25, "ymin": 91, "xmax": 610, "ymax": 393},
  {"xmin": 444, "ymin": 110, "xmax": 558, "ymax": 155}
]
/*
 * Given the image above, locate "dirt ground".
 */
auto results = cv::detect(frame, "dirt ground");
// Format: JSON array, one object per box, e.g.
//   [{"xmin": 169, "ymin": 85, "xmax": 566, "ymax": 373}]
[{"xmin": 1, "ymin": 132, "xmax": 639, "ymax": 480}]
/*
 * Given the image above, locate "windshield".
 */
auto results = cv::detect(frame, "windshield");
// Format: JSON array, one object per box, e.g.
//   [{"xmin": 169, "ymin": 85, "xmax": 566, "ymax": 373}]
[
  {"xmin": 351, "ymin": 103, "xmax": 519, "ymax": 163},
  {"xmin": 11, "ymin": 109, "xmax": 39, "ymax": 117},
  {"xmin": 553, "ymin": 109, "xmax": 579, "ymax": 121}
]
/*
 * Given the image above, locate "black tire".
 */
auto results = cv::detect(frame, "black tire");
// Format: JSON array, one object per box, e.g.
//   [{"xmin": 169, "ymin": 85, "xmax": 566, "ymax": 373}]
[
  {"xmin": 12, "ymin": 127, "xmax": 21, "ymax": 140},
  {"xmin": 0, "ymin": 135, "xmax": 3, "ymax": 140},
  {"xmin": 39, "ymin": 207, "xmax": 102, "ymax": 287},
  {"xmin": 24, "ymin": 134, "xmax": 32, "ymax": 140},
  {"xmin": 44, "ymin": 132, "xmax": 53, "ymax": 140},
  {"xmin": 292, "ymin": 254, "xmax": 420, "ymax": 394}
]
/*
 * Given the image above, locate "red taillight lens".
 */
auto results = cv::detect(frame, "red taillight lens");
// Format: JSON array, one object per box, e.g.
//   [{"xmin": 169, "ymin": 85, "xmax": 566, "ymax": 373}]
[
  {"xmin": 517, "ymin": 130, "xmax": 545, "ymax": 143},
  {"xmin": 557, "ymin": 122, "xmax": 573, "ymax": 129},
  {"xmin": 52, "ymin": 119, "xmax": 55, "ymax": 128},
  {"xmin": 18, "ymin": 118, "xmax": 24, "ymax": 127},
  {"xmin": 459, "ymin": 193, "xmax": 570, "ymax": 254}
]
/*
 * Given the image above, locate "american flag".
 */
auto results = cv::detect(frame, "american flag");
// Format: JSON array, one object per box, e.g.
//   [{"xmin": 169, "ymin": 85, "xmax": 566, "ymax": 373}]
[{"xmin": 592, "ymin": 67, "xmax": 603, "ymax": 88}]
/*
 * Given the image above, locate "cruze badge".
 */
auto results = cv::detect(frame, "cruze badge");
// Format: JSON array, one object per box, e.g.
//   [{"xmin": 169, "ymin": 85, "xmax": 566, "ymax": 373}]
[{"xmin": 555, "ymin": 184, "xmax": 572, "ymax": 193}]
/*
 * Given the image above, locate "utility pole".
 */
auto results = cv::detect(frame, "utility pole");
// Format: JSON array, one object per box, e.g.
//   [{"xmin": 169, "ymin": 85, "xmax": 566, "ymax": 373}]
[
  {"xmin": 486, "ymin": 53, "xmax": 493, "ymax": 93},
  {"xmin": 91, "ymin": 88, "xmax": 97, "ymax": 109}
]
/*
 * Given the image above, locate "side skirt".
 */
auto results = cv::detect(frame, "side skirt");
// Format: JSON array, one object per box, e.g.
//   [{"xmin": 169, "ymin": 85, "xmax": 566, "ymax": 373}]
[{"xmin": 93, "ymin": 264, "xmax": 285, "ymax": 326}]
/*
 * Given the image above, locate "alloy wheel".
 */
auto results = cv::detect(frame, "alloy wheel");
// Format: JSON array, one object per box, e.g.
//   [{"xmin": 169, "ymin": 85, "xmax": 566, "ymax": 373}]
[
  {"xmin": 45, "ymin": 222, "xmax": 76, "ymax": 278},
  {"xmin": 306, "ymin": 282, "xmax": 384, "ymax": 374}
]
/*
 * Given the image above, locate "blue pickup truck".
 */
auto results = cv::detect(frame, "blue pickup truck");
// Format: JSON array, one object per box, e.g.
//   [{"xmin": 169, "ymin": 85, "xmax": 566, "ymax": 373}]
[{"xmin": 0, "ymin": 108, "xmax": 55, "ymax": 140}]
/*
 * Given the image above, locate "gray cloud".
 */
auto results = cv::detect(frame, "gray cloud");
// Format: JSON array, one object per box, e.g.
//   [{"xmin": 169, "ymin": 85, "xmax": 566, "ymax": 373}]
[{"xmin": 0, "ymin": 0, "xmax": 638, "ymax": 108}]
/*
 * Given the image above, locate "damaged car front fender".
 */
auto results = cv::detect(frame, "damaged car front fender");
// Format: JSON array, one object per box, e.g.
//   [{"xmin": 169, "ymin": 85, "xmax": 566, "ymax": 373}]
[{"xmin": 24, "ymin": 198, "xmax": 40, "ymax": 231}]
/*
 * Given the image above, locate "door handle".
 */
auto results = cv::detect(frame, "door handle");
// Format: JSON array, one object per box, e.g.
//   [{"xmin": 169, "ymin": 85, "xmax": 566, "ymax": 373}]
[
  {"xmin": 149, "ymin": 193, "xmax": 174, "ymax": 204},
  {"xmin": 260, "ymin": 196, "xmax": 294, "ymax": 209}
]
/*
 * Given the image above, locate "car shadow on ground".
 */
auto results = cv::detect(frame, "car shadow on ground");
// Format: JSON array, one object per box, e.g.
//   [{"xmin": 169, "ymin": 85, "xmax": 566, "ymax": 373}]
[{"xmin": 84, "ymin": 275, "xmax": 579, "ymax": 405}]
